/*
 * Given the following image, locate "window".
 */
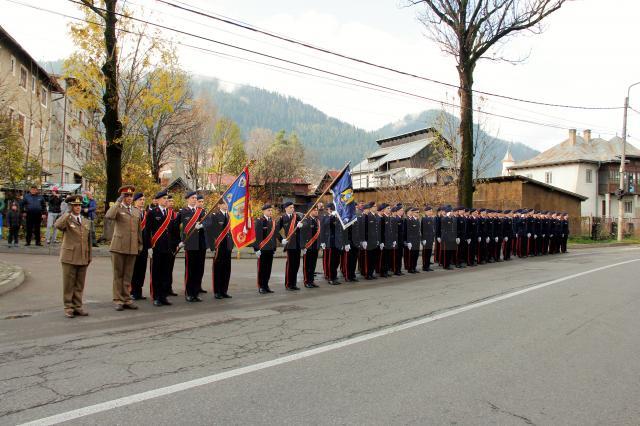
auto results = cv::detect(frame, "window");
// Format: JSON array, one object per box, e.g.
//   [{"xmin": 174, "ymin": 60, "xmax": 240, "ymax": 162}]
[
  {"xmin": 10, "ymin": 56, "xmax": 15, "ymax": 75},
  {"xmin": 19, "ymin": 67, "xmax": 27, "ymax": 89},
  {"xmin": 545, "ymin": 171, "xmax": 553, "ymax": 184},
  {"xmin": 625, "ymin": 201, "xmax": 633, "ymax": 214},
  {"xmin": 40, "ymin": 86, "xmax": 47, "ymax": 107},
  {"xmin": 586, "ymin": 169, "xmax": 592, "ymax": 183}
]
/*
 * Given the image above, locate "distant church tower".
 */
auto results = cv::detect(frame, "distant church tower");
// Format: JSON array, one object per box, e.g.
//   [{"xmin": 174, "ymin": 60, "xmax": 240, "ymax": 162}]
[{"xmin": 501, "ymin": 144, "xmax": 515, "ymax": 176}]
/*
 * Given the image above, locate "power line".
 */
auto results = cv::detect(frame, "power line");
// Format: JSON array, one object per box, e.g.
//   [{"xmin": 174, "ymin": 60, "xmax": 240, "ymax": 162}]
[{"xmin": 155, "ymin": 0, "xmax": 624, "ymax": 111}]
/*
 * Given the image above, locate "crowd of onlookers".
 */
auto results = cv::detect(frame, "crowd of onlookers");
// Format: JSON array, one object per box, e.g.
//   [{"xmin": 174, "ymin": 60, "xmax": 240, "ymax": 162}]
[{"xmin": 0, "ymin": 185, "xmax": 98, "ymax": 247}]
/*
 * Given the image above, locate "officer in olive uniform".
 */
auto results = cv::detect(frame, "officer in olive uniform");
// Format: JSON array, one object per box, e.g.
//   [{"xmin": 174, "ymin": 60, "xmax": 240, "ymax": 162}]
[
  {"xmin": 177, "ymin": 191, "xmax": 207, "ymax": 302},
  {"xmin": 206, "ymin": 198, "xmax": 234, "ymax": 299},
  {"xmin": 277, "ymin": 201, "xmax": 304, "ymax": 291},
  {"xmin": 421, "ymin": 206, "xmax": 436, "ymax": 271},
  {"xmin": 301, "ymin": 203, "xmax": 321, "ymax": 288},
  {"xmin": 105, "ymin": 185, "xmax": 142, "ymax": 311},
  {"xmin": 254, "ymin": 204, "xmax": 278, "ymax": 294},
  {"xmin": 403, "ymin": 207, "xmax": 421, "ymax": 273},
  {"xmin": 130, "ymin": 192, "xmax": 148, "ymax": 300},
  {"xmin": 56, "ymin": 195, "xmax": 92, "ymax": 318}
]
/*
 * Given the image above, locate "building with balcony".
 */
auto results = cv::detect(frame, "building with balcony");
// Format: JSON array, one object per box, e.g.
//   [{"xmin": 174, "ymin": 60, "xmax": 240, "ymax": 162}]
[{"xmin": 507, "ymin": 129, "xmax": 640, "ymax": 218}]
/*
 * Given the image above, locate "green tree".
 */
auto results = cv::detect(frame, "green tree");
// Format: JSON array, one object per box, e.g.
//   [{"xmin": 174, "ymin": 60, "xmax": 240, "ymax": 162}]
[
  {"xmin": 210, "ymin": 117, "xmax": 246, "ymax": 189},
  {"xmin": 0, "ymin": 116, "xmax": 25, "ymax": 190}
]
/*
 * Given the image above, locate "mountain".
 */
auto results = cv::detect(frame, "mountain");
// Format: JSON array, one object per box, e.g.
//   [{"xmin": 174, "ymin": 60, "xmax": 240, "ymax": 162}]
[{"xmin": 192, "ymin": 77, "xmax": 539, "ymax": 177}]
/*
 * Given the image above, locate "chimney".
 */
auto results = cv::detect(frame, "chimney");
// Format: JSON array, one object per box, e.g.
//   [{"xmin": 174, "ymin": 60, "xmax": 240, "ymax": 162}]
[
  {"xmin": 583, "ymin": 129, "xmax": 591, "ymax": 143},
  {"xmin": 569, "ymin": 129, "xmax": 577, "ymax": 146}
]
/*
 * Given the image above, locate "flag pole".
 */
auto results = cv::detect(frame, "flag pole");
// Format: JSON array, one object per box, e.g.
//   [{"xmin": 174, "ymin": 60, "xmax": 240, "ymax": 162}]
[
  {"xmin": 174, "ymin": 159, "xmax": 256, "ymax": 257},
  {"xmin": 283, "ymin": 161, "xmax": 350, "ymax": 246}
]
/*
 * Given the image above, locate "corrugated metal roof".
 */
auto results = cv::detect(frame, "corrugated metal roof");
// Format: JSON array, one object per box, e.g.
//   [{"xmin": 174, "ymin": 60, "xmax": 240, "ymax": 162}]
[
  {"xmin": 510, "ymin": 135, "xmax": 640, "ymax": 169},
  {"xmin": 353, "ymin": 137, "xmax": 434, "ymax": 174}
]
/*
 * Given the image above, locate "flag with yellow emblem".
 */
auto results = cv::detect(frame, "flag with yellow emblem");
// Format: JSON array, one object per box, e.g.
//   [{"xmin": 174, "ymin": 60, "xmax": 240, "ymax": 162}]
[
  {"xmin": 330, "ymin": 165, "xmax": 357, "ymax": 229},
  {"xmin": 223, "ymin": 166, "xmax": 256, "ymax": 249}
]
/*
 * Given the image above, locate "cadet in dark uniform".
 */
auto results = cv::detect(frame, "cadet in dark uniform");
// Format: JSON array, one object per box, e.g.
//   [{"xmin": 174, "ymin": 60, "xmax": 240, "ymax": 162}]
[
  {"xmin": 421, "ymin": 206, "xmax": 436, "ymax": 271},
  {"xmin": 439, "ymin": 206, "xmax": 457, "ymax": 270},
  {"xmin": 465, "ymin": 209, "xmax": 477, "ymax": 266},
  {"xmin": 254, "ymin": 203, "xmax": 277, "ymax": 294},
  {"xmin": 361, "ymin": 202, "xmax": 379, "ymax": 280},
  {"xmin": 404, "ymin": 207, "xmax": 421, "ymax": 273},
  {"xmin": 206, "ymin": 198, "xmax": 234, "ymax": 299},
  {"xmin": 130, "ymin": 192, "xmax": 148, "ymax": 300},
  {"xmin": 301, "ymin": 204, "xmax": 321, "ymax": 288},
  {"xmin": 502, "ymin": 210, "xmax": 514, "ymax": 260},
  {"xmin": 165, "ymin": 195, "xmax": 180, "ymax": 297},
  {"xmin": 561, "ymin": 213, "xmax": 569, "ymax": 253},
  {"xmin": 177, "ymin": 191, "xmax": 207, "ymax": 302},
  {"xmin": 391, "ymin": 205, "xmax": 405, "ymax": 275},
  {"xmin": 321, "ymin": 203, "xmax": 345, "ymax": 285},
  {"xmin": 454, "ymin": 207, "xmax": 466, "ymax": 268},
  {"xmin": 344, "ymin": 203, "xmax": 361, "ymax": 282},
  {"xmin": 145, "ymin": 190, "xmax": 175, "ymax": 307},
  {"xmin": 277, "ymin": 202, "xmax": 304, "ymax": 291},
  {"xmin": 378, "ymin": 203, "xmax": 395, "ymax": 278}
]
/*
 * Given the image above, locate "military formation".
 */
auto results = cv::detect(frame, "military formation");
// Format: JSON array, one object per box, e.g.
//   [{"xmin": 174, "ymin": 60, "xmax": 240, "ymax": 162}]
[{"xmin": 55, "ymin": 186, "xmax": 571, "ymax": 318}]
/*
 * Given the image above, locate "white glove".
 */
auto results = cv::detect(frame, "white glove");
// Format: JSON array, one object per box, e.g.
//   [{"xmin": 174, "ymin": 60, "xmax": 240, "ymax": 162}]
[
  {"xmin": 148, "ymin": 248, "xmax": 153, "ymax": 256},
  {"xmin": 561, "ymin": 234, "xmax": 564, "ymax": 238},
  {"xmin": 178, "ymin": 242, "xmax": 185, "ymax": 249},
  {"xmin": 550, "ymin": 234, "xmax": 554, "ymax": 238},
  {"xmin": 331, "ymin": 210, "xmax": 338, "ymax": 217},
  {"xmin": 534, "ymin": 235, "xmax": 538, "ymax": 239},
  {"xmin": 392, "ymin": 241, "xmax": 397, "ymax": 248},
  {"xmin": 361, "ymin": 241, "xmax": 368, "ymax": 249},
  {"xmin": 302, "ymin": 248, "xmax": 307, "ymax": 255},
  {"xmin": 407, "ymin": 242, "xmax": 412, "ymax": 250},
  {"xmin": 380, "ymin": 243, "xmax": 385, "ymax": 249},
  {"xmin": 494, "ymin": 237, "xmax": 499, "ymax": 242},
  {"xmin": 282, "ymin": 238, "xmax": 288, "ymax": 245},
  {"xmin": 255, "ymin": 250, "xmax": 261, "ymax": 258},
  {"xmin": 422, "ymin": 240, "xmax": 426, "ymax": 246},
  {"xmin": 466, "ymin": 239, "xmax": 471, "ymax": 244},
  {"xmin": 542, "ymin": 234, "xmax": 546, "ymax": 238},
  {"xmin": 320, "ymin": 243, "xmax": 326, "ymax": 250},
  {"xmin": 486, "ymin": 237, "xmax": 490, "ymax": 243},
  {"xmin": 455, "ymin": 238, "xmax": 460, "ymax": 244},
  {"xmin": 527, "ymin": 233, "xmax": 531, "ymax": 238},
  {"xmin": 195, "ymin": 222, "xmax": 203, "ymax": 230},
  {"xmin": 296, "ymin": 222, "xmax": 304, "ymax": 229},
  {"xmin": 437, "ymin": 238, "xmax": 441, "ymax": 243},
  {"xmin": 477, "ymin": 237, "xmax": 481, "ymax": 242},
  {"xmin": 504, "ymin": 237, "xmax": 509, "ymax": 242},
  {"xmin": 344, "ymin": 244, "xmax": 350, "ymax": 252}
]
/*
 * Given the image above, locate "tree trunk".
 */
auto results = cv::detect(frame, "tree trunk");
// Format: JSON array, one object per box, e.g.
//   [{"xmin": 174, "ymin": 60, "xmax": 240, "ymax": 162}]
[
  {"xmin": 102, "ymin": 0, "xmax": 123, "ymax": 208},
  {"xmin": 457, "ymin": 64, "xmax": 474, "ymax": 207}
]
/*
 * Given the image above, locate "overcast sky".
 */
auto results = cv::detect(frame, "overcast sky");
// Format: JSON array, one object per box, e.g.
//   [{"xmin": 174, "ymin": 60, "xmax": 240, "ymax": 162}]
[{"xmin": 2, "ymin": 0, "xmax": 639, "ymax": 152}]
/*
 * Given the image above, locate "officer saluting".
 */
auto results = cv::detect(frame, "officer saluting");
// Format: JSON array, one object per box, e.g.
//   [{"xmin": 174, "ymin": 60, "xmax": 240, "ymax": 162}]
[
  {"xmin": 206, "ymin": 199, "xmax": 234, "ymax": 299},
  {"xmin": 300, "ymin": 203, "xmax": 321, "ymax": 288},
  {"xmin": 130, "ymin": 192, "xmax": 148, "ymax": 300},
  {"xmin": 105, "ymin": 185, "xmax": 142, "ymax": 311},
  {"xmin": 177, "ymin": 191, "xmax": 207, "ymax": 302},
  {"xmin": 55, "ymin": 195, "xmax": 92, "ymax": 318},
  {"xmin": 145, "ymin": 190, "xmax": 175, "ymax": 307},
  {"xmin": 254, "ymin": 203, "xmax": 277, "ymax": 294}
]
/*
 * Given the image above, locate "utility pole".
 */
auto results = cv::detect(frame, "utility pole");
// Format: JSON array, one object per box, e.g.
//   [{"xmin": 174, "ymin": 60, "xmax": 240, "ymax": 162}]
[{"xmin": 618, "ymin": 82, "xmax": 640, "ymax": 242}]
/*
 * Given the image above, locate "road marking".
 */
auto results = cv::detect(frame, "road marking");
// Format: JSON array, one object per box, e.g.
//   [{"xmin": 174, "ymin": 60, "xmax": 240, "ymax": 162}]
[{"xmin": 19, "ymin": 258, "xmax": 640, "ymax": 426}]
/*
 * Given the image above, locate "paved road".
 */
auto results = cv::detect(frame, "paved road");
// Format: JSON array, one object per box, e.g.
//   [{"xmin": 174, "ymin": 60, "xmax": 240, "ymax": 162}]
[{"xmin": 1, "ymin": 246, "xmax": 639, "ymax": 425}]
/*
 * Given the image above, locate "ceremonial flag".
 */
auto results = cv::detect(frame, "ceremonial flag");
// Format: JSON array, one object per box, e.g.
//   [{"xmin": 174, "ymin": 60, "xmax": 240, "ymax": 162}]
[
  {"xmin": 223, "ymin": 166, "xmax": 256, "ymax": 249},
  {"xmin": 330, "ymin": 165, "xmax": 357, "ymax": 229}
]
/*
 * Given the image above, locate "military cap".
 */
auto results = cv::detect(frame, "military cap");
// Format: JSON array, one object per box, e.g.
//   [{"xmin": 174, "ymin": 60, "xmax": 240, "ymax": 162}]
[
  {"xmin": 282, "ymin": 201, "xmax": 294, "ymax": 209},
  {"xmin": 154, "ymin": 190, "xmax": 168, "ymax": 199},
  {"xmin": 470, "ymin": 208, "xmax": 476, "ymax": 213},
  {"xmin": 197, "ymin": 194, "xmax": 204, "ymax": 200},
  {"xmin": 326, "ymin": 202, "xmax": 336, "ymax": 210},
  {"xmin": 410, "ymin": 206, "xmax": 419, "ymax": 212},
  {"xmin": 364, "ymin": 201, "xmax": 375, "ymax": 209},
  {"xmin": 390, "ymin": 205, "xmax": 401, "ymax": 212},
  {"xmin": 66, "ymin": 194, "xmax": 83, "ymax": 205},
  {"xmin": 395, "ymin": 203, "xmax": 403, "ymax": 207},
  {"xmin": 504, "ymin": 210, "xmax": 511, "ymax": 213},
  {"xmin": 133, "ymin": 192, "xmax": 144, "ymax": 202},
  {"xmin": 444, "ymin": 206, "xmax": 452, "ymax": 212},
  {"xmin": 262, "ymin": 203, "xmax": 272, "ymax": 210},
  {"xmin": 119, "ymin": 185, "xmax": 135, "ymax": 195},
  {"xmin": 185, "ymin": 191, "xmax": 197, "ymax": 199},
  {"xmin": 424, "ymin": 205, "xmax": 432, "ymax": 211},
  {"xmin": 378, "ymin": 203, "xmax": 389, "ymax": 210}
]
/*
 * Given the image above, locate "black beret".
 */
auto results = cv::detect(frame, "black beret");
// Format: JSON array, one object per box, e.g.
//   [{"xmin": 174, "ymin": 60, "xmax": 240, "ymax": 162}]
[
  {"xmin": 185, "ymin": 191, "xmax": 197, "ymax": 199},
  {"xmin": 390, "ymin": 205, "xmax": 401, "ymax": 212},
  {"xmin": 282, "ymin": 201, "xmax": 294, "ymax": 209},
  {"xmin": 326, "ymin": 202, "xmax": 335, "ymax": 210},
  {"xmin": 364, "ymin": 202, "xmax": 374, "ymax": 209},
  {"xmin": 262, "ymin": 203, "xmax": 272, "ymax": 210},
  {"xmin": 424, "ymin": 205, "xmax": 432, "ymax": 211},
  {"xmin": 154, "ymin": 190, "xmax": 167, "ymax": 199},
  {"xmin": 378, "ymin": 203, "xmax": 389, "ymax": 210},
  {"xmin": 197, "ymin": 194, "xmax": 204, "ymax": 200},
  {"xmin": 133, "ymin": 192, "xmax": 144, "ymax": 201},
  {"xmin": 410, "ymin": 207, "xmax": 419, "ymax": 212}
]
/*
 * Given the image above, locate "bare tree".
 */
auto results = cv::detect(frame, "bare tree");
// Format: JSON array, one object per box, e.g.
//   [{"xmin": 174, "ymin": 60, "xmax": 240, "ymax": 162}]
[{"xmin": 409, "ymin": 0, "xmax": 566, "ymax": 206}]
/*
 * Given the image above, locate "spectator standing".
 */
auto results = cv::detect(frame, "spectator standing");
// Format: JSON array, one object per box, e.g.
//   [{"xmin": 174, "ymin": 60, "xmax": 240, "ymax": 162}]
[
  {"xmin": 21, "ymin": 185, "xmax": 46, "ymax": 246},
  {"xmin": 45, "ymin": 187, "xmax": 63, "ymax": 244},
  {"xmin": 6, "ymin": 201, "xmax": 21, "ymax": 247},
  {"xmin": 81, "ymin": 190, "xmax": 98, "ymax": 247}
]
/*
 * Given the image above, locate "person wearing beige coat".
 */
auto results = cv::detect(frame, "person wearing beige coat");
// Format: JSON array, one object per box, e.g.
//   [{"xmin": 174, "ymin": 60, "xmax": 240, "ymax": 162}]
[
  {"xmin": 55, "ymin": 195, "xmax": 92, "ymax": 318},
  {"xmin": 105, "ymin": 185, "xmax": 143, "ymax": 311}
]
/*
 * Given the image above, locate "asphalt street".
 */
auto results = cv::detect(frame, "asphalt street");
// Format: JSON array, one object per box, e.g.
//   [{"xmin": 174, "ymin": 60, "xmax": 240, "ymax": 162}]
[{"xmin": 1, "ymin": 246, "xmax": 639, "ymax": 425}]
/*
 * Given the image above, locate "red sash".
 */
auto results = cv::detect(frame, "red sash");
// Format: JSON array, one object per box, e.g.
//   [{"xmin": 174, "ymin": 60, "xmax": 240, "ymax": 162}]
[
  {"xmin": 215, "ymin": 218, "xmax": 231, "ymax": 248},
  {"xmin": 140, "ymin": 210, "xmax": 147, "ymax": 231},
  {"xmin": 151, "ymin": 210, "xmax": 172, "ymax": 248},
  {"xmin": 304, "ymin": 219, "xmax": 321, "ymax": 249},
  {"xmin": 184, "ymin": 207, "xmax": 202, "ymax": 235},
  {"xmin": 284, "ymin": 214, "xmax": 296, "ymax": 246},
  {"xmin": 258, "ymin": 219, "xmax": 275, "ymax": 250}
]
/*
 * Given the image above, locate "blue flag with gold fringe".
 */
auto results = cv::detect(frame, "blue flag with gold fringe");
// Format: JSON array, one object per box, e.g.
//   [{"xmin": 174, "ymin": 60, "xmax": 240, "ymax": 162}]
[{"xmin": 330, "ymin": 165, "xmax": 357, "ymax": 229}]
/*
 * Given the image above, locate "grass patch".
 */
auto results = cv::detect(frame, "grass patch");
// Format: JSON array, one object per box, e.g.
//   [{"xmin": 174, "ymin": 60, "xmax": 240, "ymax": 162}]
[{"xmin": 569, "ymin": 236, "xmax": 640, "ymax": 245}]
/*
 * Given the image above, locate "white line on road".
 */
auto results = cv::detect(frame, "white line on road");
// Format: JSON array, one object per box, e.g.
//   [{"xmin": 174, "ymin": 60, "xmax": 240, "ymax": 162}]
[{"xmin": 19, "ymin": 258, "xmax": 640, "ymax": 426}]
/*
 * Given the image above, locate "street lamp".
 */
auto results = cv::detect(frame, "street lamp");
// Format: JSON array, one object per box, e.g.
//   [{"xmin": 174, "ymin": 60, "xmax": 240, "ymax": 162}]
[{"xmin": 617, "ymin": 81, "xmax": 640, "ymax": 241}]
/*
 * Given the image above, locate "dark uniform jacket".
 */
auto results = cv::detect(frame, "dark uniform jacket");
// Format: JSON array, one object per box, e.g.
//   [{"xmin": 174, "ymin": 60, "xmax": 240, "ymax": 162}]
[
  {"xmin": 440, "ymin": 215, "xmax": 457, "ymax": 247},
  {"xmin": 178, "ymin": 206, "xmax": 207, "ymax": 251},
  {"xmin": 404, "ymin": 217, "xmax": 421, "ymax": 248},
  {"xmin": 502, "ymin": 217, "xmax": 514, "ymax": 239},
  {"xmin": 456, "ymin": 216, "xmax": 467, "ymax": 240},
  {"xmin": 301, "ymin": 216, "xmax": 321, "ymax": 250},
  {"xmin": 206, "ymin": 210, "xmax": 234, "ymax": 251},
  {"xmin": 395, "ymin": 216, "xmax": 406, "ymax": 248},
  {"xmin": 421, "ymin": 216, "xmax": 436, "ymax": 246},
  {"xmin": 277, "ymin": 212, "xmax": 303, "ymax": 250},
  {"xmin": 348, "ymin": 214, "xmax": 363, "ymax": 247},
  {"xmin": 254, "ymin": 216, "xmax": 278, "ymax": 251},
  {"xmin": 145, "ymin": 206, "xmax": 178, "ymax": 253},
  {"xmin": 321, "ymin": 214, "xmax": 347, "ymax": 249},
  {"xmin": 381, "ymin": 215, "xmax": 397, "ymax": 247},
  {"xmin": 466, "ymin": 216, "xmax": 477, "ymax": 242},
  {"xmin": 364, "ymin": 212, "xmax": 380, "ymax": 249}
]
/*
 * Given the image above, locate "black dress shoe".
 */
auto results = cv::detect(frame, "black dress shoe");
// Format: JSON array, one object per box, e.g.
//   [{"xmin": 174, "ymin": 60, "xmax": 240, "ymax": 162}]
[
  {"xmin": 153, "ymin": 300, "xmax": 163, "ymax": 307},
  {"xmin": 185, "ymin": 296, "xmax": 196, "ymax": 302},
  {"xmin": 214, "ymin": 294, "xmax": 224, "ymax": 299},
  {"xmin": 266, "ymin": 288, "xmax": 274, "ymax": 293},
  {"xmin": 304, "ymin": 283, "xmax": 315, "ymax": 288},
  {"xmin": 114, "ymin": 304, "xmax": 124, "ymax": 311},
  {"xmin": 350, "ymin": 278, "xmax": 359, "ymax": 282},
  {"xmin": 287, "ymin": 286, "xmax": 301, "ymax": 291},
  {"xmin": 131, "ymin": 295, "xmax": 147, "ymax": 301},
  {"xmin": 222, "ymin": 294, "xmax": 232, "ymax": 299},
  {"xmin": 168, "ymin": 291, "xmax": 178, "ymax": 297},
  {"xmin": 198, "ymin": 289, "xmax": 207, "ymax": 294},
  {"xmin": 258, "ymin": 288, "xmax": 269, "ymax": 294},
  {"xmin": 161, "ymin": 299, "xmax": 172, "ymax": 306}
]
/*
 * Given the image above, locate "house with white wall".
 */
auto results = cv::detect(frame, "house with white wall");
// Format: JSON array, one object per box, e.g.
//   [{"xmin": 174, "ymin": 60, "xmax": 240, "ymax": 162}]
[{"xmin": 506, "ymin": 129, "xmax": 640, "ymax": 218}]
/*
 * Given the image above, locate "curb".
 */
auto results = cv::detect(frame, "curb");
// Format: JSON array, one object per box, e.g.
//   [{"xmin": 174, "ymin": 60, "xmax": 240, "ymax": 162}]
[
  {"xmin": 568, "ymin": 242, "xmax": 640, "ymax": 249},
  {"xmin": 0, "ymin": 262, "xmax": 25, "ymax": 296}
]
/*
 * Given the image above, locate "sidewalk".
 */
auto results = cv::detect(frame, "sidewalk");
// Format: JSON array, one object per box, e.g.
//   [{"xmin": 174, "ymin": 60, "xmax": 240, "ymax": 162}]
[{"xmin": 0, "ymin": 260, "xmax": 25, "ymax": 296}]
